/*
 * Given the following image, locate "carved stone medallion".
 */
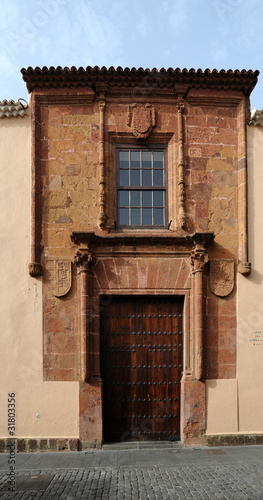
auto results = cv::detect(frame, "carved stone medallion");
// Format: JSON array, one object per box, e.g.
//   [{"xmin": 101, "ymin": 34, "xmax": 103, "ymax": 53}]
[
  {"xmin": 209, "ymin": 260, "xmax": 234, "ymax": 297},
  {"xmin": 45, "ymin": 260, "xmax": 72, "ymax": 297},
  {"xmin": 127, "ymin": 103, "xmax": 156, "ymax": 138}
]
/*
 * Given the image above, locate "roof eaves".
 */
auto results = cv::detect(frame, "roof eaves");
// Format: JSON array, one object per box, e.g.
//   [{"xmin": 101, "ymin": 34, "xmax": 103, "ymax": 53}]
[
  {"xmin": 20, "ymin": 66, "xmax": 260, "ymax": 97},
  {"xmin": 250, "ymin": 107, "xmax": 263, "ymax": 126},
  {"xmin": 0, "ymin": 99, "xmax": 28, "ymax": 119}
]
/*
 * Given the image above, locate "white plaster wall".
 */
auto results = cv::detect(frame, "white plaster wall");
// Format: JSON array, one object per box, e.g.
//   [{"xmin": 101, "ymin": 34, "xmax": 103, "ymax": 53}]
[
  {"xmin": 206, "ymin": 379, "xmax": 238, "ymax": 434},
  {"xmin": 206, "ymin": 126, "xmax": 263, "ymax": 435},
  {"xmin": 236, "ymin": 125, "xmax": 263, "ymax": 433},
  {"xmin": 0, "ymin": 105, "xmax": 79, "ymax": 438}
]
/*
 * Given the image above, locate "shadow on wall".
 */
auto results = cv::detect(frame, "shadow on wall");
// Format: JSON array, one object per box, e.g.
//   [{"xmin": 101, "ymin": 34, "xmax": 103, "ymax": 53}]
[{"xmin": 246, "ymin": 269, "xmax": 263, "ymax": 285}]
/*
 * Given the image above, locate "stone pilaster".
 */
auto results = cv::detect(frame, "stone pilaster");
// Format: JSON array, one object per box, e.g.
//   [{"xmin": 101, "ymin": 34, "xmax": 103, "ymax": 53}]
[{"xmin": 74, "ymin": 249, "xmax": 94, "ymax": 382}]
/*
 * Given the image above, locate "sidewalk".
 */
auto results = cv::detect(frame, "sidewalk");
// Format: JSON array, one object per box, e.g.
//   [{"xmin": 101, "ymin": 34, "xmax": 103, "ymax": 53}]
[{"xmin": 0, "ymin": 444, "xmax": 263, "ymax": 499}]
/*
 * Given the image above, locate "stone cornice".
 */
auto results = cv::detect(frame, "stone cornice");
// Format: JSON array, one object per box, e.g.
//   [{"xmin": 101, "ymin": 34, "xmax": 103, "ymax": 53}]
[
  {"xmin": 34, "ymin": 87, "xmax": 95, "ymax": 105},
  {"xmin": 186, "ymin": 89, "xmax": 244, "ymax": 107},
  {"xmin": 70, "ymin": 231, "xmax": 214, "ymax": 257}
]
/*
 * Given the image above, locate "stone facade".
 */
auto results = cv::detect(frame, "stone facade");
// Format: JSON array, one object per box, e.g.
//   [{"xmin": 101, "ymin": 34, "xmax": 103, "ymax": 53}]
[{"xmin": 4, "ymin": 66, "xmax": 257, "ymax": 448}]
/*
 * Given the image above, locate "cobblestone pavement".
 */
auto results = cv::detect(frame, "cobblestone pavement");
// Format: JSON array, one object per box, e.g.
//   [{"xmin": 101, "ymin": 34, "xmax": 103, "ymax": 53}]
[{"xmin": 1, "ymin": 445, "xmax": 263, "ymax": 499}]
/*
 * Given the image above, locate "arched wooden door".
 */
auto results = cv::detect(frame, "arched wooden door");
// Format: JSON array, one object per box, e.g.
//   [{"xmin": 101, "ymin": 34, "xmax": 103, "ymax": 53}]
[{"xmin": 100, "ymin": 296, "xmax": 183, "ymax": 442}]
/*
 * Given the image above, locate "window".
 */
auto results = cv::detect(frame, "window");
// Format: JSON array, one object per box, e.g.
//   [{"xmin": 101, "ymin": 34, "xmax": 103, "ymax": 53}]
[{"xmin": 116, "ymin": 146, "xmax": 166, "ymax": 228}]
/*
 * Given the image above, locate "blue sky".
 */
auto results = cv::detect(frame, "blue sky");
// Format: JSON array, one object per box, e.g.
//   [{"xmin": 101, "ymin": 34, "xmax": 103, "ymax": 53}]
[{"xmin": 0, "ymin": 0, "xmax": 263, "ymax": 110}]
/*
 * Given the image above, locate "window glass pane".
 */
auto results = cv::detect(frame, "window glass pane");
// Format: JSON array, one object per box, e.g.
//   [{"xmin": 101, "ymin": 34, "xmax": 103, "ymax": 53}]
[
  {"xmin": 131, "ymin": 151, "xmax": 140, "ymax": 169},
  {"xmin": 142, "ymin": 169, "xmax": 152, "ymax": 186},
  {"xmin": 118, "ymin": 148, "xmax": 165, "ymax": 227},
  {"xmin": 119, "ymin": 208, "xmax": 129, "ymax": 225},
  {"xmin": 119, "ymin": 151, "xmax": 129, "ymax": 168},
  {"xmin": 153, "ymin": 152, "xmax": 164, "ymax": 169},
  {"xmin": 119, "ymin": 169, "xmax": 129, "ymax": 186},
  {"xmin": 154, "ymin": 208, "xmax": 164, "ymax": 225},
  {"xmin": 142, "ymin": 191, "xmax": 152, "ymax": 207},
  {"xmin": 142, "ymin": 152, "xmax": 152, "ymax": 169},
  {"xmin": 131, "ymin": 191, "xmax": 140, "ymax": 207},
  {"xmin": 142, "ymin": 208, "xmax": 152, "ymax": 225},
  {"xmin": 131, "ymin": 208, "xmax": 141, "ymax": 225},
  {"xmin": 131, "ymin": 169, "xmax": 141, "ymax": 186},
  {"xmin": 153, "ymin": 191, "xmax": 164, "ymax": 207},
  {"xmin": 153, "ymin": 169, "xmax": 164, "ymax": 186},
  {"xmin": 119, "ymin": 191, "xmax": 129, "ymax": 207}
]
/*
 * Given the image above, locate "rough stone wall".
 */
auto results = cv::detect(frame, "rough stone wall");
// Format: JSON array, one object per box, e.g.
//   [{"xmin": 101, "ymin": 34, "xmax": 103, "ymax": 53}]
[
  {"xmin": 41, "ymin": 102, "xmax": 100, "ymax": 381},
  {"xmin": 184, "ymin": 102, "xmax": 238, "ymax": 379},
  {"xmin": 38, "ymin": 92, "xmax": 240, "ymax": 384},
  {"xmin": 185, "ymin": 104, "xmax": 238, "ymax": 248},
  {"xmin": 38, "ymin": 101, "xmax": 100, "ymax": 381},
  {"xmin": 41, "ymin": 103, "xmax": 100, "ymax": 237}
]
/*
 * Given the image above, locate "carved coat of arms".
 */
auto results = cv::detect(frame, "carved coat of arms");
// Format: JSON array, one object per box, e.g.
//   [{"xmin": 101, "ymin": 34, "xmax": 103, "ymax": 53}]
[
  {"xmin": 45, "ymin": 260, "xmax": 72, "ymax": 297},
  {"xmin": 209, "ymin": 260, "xmax": 234, "ymax": 297},
  {"xmin": 127, "ymin": 103, "xmax": 156, "ymax": 138}
]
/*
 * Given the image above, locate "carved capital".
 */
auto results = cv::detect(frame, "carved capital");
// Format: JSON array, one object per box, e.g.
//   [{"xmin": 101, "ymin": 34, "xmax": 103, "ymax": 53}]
[
  {"xmin": 98, "ymin": 99, "xmax": 106, "ymax": 112},
  {"xmin": 177, "ymin": 99, "xmax": 185, "ymax": 113},
  {"xmin": 191, "ymin": 232, "xmax": 214, "ymax": 273},
  {"xmin": 191, "ymin": 252, "xmax": 209, "ymax": 273},
  {"xmin": 28, "ymin": 262, "xmax": 43, "ymax": 277},
  {"xmin": 74, "ymin": 250, "xmax": 94, "ymax": 270}
]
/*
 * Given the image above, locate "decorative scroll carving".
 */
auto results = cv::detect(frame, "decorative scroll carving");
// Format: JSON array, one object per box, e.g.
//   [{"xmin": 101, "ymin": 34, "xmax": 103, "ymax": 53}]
[
  {"xmin": 28, "ymin": 262, "xmax": 43, "ymax": 277},
  {"xmin": 177, "ymin": 99, "xmax": 187, "ymax": 228},
  {"xmin": 98, "ymin": 98, "xmax": 107, "ymax": 230},
  {"xmin": 209, "ymin": 260, "xmax": 234, "ymax": 297},
  {"xmin": 127, "ymin": 103, "xmax": 156, "ymax": 138},
  {"xmin": 44, "ymin": 260, "xmax": 72, "ymax": 297}
]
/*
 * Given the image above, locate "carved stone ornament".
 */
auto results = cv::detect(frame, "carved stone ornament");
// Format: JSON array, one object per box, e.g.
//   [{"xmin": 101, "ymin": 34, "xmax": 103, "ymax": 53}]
[
  {"xmin": 74, "ymin": 250, "xmax": 94, "ymax": 268},
  {"xmin": 191, "ymin": 252, "xmax": 209, "ymax": 273},
  {"xmin": 127, "ymin": 103, "xmax": 156, "ymax": 138},
  {"xmin": 209, "ymin": 260, "xmax": 234, "ymax": 297},
  {"xmin": 28, "ymin": 262, "xmax": 43, "ymax": 277},
  {"xmin": 45, "ymin": 260, "xmax": 72, "ymax": 297},
  {"xmin": 238, "ymin": 261, "xmax": 251, "ymax": 276}
]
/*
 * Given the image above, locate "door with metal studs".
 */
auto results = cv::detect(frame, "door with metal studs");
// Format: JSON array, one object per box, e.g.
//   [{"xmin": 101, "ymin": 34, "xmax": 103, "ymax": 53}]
[{"xmin": 100, "ymin": 295, "xmax": 183, "ymax": 442}]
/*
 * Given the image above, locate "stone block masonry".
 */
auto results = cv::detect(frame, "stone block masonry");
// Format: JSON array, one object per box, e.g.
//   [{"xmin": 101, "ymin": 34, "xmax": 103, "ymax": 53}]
[{"xmin": 20, "ymin": 66, "xmax": 258, "ymax": 446}]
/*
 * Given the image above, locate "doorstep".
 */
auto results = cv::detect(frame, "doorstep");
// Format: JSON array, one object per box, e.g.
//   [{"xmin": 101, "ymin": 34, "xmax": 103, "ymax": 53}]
[{"xmin": 102, "ymin": 441, "xmax": 183, "ymax": 450}]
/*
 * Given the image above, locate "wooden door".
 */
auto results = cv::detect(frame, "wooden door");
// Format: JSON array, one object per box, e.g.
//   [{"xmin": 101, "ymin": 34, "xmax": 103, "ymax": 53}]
[{"xmin": 100, "ymin": 296, "xmax": 183, "ymax": 442}]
